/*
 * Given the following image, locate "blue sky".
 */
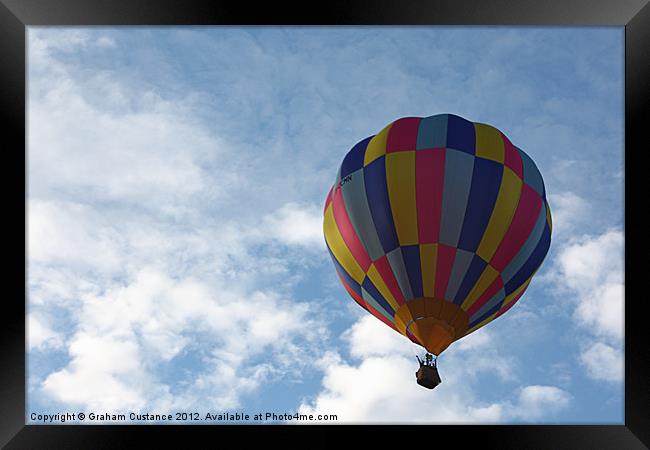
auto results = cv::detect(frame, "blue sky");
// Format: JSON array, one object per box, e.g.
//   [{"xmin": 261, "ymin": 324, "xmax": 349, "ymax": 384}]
[{"xmin": 27, "ymin": 27, "xmax": 624, "ymax": 424}]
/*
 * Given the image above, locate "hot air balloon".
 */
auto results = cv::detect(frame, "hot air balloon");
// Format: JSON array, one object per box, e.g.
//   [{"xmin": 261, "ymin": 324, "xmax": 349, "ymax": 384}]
[{"xmin": 323, "ymin": 113, "xmax": 552, "ymax": 389}]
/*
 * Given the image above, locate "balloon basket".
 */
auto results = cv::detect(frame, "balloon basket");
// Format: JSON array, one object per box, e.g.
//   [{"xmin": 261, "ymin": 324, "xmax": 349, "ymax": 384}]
[{"xmin": 416, "ymin": 365, "xmax": 442, "ymax": 389}]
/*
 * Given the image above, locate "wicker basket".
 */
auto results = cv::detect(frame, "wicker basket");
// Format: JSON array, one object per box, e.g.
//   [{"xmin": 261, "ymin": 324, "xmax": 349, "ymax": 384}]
[{"xmin": 416, "ymin": 365, "xmax": 442, "ymax": 389}]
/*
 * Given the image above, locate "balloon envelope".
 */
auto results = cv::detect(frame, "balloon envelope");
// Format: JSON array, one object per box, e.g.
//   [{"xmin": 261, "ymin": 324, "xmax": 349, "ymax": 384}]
[{"xmin": 323, "ymin": 114, "xmax": 552, "ymax": 355}]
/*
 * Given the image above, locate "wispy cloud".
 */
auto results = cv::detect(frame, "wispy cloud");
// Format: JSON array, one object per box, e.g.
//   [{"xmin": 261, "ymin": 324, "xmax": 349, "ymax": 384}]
[
  {"xmin": 260, "ymin": 202, "xmax": 325, "ymax": 250},
  {"xmin": 28, "ymin": 314, "xmax": 63, "ymax": 351},
  {"xmin": 40, "ymin": 268, "xmax": 326, "ymax": 412},
  {"xmin": 298, "ymin": 315, "xmax": 570, "ymax": 423},
  {"xmin": 541, "ymin": 228, "xmax": 624, "ymax": 383},
  {"xmin": 554, "ymin": 229, "xmax": 624, "ymax": 341},
  {"xmin": 580, "ymin": 342, "xmax": 624, "ymax": 383},
  {"xmin": 27, "ymin": 26, "xmax": 623, "ymax": 423},
  {"xmin": 28, "ymin": 28, "xmax": 330, "ymax": 415}
]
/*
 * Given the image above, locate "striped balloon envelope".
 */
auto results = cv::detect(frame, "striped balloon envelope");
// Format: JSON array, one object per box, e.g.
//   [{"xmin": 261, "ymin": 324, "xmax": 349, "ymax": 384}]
[{"xmin": 323, "ymin": 113, "xmax": 552, "ymax": 356}]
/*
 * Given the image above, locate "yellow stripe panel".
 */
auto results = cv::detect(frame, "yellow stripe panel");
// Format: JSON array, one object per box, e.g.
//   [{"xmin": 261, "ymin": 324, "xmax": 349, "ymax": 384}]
[
  {"xmin": 545, "ymin": 201, "xmax": 553, "ymax": 233},
  {"xmin": 474, "ymin": 123, "xmax": 505, "ymax": 163},
  {"xmin": 419, "ymin": 243, "xmax": 438, "ymax": 298},
  {"xmin": 460, "ymin": 264, "xmax": 499, "ymax": 311},
  {"xmin": 386, "ymin": 151, "xmax": 419, "ymax": 245},
  {"xmin": 363, "ymin": 123, "xmax": 392, "ymax": 166},
  {"xmin": 366, "ymin": 264, "xmax": 400, "ymax": 311},
  {"xmin": 323, "ymin": 204, "xmax": 365, "ymax": 284},
  {"xmin": 476, "ymin": 167, "xmax": 523, "ymax": 262},
  {"xmin": 395, "ymin": 304, "xmax": 413, "ymax": 335},
  {"xmin": 394, "ymin": 314, "xmax": 408, "ymax": 335}
]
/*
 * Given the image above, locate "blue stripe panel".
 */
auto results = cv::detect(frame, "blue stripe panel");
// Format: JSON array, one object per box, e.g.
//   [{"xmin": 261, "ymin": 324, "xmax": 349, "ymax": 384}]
[
  {"xmin": 446, "ymin": 114, "xmax": 476, "ymax": 155},
  {"xmin": 387, "ymin": 247, "xmax": 415, "ymax": 301},
  {"xmin": 469, "ymin": 287, "xmax": 506, "ymax": 325},
  {"xmin": 327, "ymin": 247, "xmax": 362, "ymax": 297},
  {"xmin": 469, "ymin": 299, "xmax": 502, "ymax": 329},
  {"xmin": 457, "ymin": 157, "xmax": 504, "ymax": 252},
  {"xmin": 401, "ymin": 245, "xmax": 423, "ymax": 299},
  {"xmin": 504, "ymin": 222, "xmax": 551, "ymax": 295},
  {"xmin": 341, "ymin": 136, "xmax": 372, "ymax": 178},
  {"xmin": 361, "ymin": 276, "xmax": 396, "ymax": 316},
  {"xmin": 439, "ymin": 149, "xmax": 475, "ymax": 247},
  {"xmin": 453, "ymin": 255, "xmax": 488, "ymax": 305},
  {"xmin": 501, "ymin": 202, "xmax": 547, "ymax": 283},
  {"xmin": 519, "ymin": 148, "xmax": 545, "ymax": 196},
  {"xmin": 416, "ymin": 114, "xmax": 448, "ymax": 149},
  {"xmin": 340, "ymin": 167, "xmax": 385, "ymax": 261},
  {"xmin": 364, "ymin": 156, "xmax": 400, "ymax": 254},
  {"xmin": 361, "ymin": 287, "xmax": 395, "ymax": 322},
  {"xmin": 444, "ymin": 249, "xmax": 474, "ymax": 301}
]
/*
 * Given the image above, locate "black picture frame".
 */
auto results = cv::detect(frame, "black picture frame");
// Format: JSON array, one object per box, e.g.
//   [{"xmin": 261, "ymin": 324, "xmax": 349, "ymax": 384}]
[{"xmin": 1, "ymin": 0, "xmax": 648, "ymax": 448}]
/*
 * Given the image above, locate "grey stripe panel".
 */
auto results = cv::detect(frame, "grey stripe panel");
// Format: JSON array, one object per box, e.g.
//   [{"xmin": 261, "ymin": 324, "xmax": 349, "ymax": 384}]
[
  {"xmin": 519, "ymin": 148, "xmax": 545, "ymax": 196},
  {"xmin": 444, "ymin": 249, "xmax": 474, "ymax": 301},
  {"xmin": 471, "ymin": 287, "xmax": 506, "ymax": 321},
  {"xmin": 387, "ymin": 247, "xmax": 415, "ymax": 301},
  {"xmin": 416, "ymin": 114, "xmax": 448, "ymax": 149},
  {"xmin": 439, "ymin": 149, "xmax": 475, "ymax": 247},
  {"xmin": 340, "ymin": 168, "xmax": 385, "ymax": 261}
]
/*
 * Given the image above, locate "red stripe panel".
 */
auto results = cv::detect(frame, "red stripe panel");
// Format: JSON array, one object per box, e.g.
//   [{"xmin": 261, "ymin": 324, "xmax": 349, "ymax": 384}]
[
  {"xmin": 434, "ymin": 244, "xmax": 456, "ymax": 300},
  {"xmin": 331, "ymin": 186, "xmax": 372, "ymax": 272},
  {"xmin": 467, "ymin": 275, "xmax": 504, "ymax": 317},
  {"xmin": 324, "ymin": 185, "xmax": 334, "ymax": 215},
  {"xmin": 416, "ymin": 148, "xmax": 445, "ymax": 243},
  {"xmin": 490, "ymin": 185, "xmax": 543, "ymax": 271},
  {"xmin": 386, "ymin": 117, "xmax": 421, "ymax": 152},
  {"xmin": 374, "ymin": 255, "xmax": 407, "ymax": 305},
  {"xmin": 502, "ymin": 133, "xmax": 523, "ymax": 178},
  {"xmin": 495, "ymin": 285, "xmax": 528, "ymax": 318}
]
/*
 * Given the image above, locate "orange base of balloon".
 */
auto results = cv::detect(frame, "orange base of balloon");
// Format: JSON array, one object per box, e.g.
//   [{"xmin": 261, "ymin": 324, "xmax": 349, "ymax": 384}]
[{"xmin": 394, "ymin": 297, "xmax": 470, "ymax": 355}]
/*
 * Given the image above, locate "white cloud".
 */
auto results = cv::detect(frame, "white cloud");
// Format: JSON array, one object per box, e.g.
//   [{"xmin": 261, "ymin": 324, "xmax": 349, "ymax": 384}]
[
  {"xmin": 299, "ymin": 353, "xmax": 504, "ymax": 423},
  {"xmin": 28, "ymin": 77, "xmax": 218, "ymax": 210},
  {"xmin": 547, "ymin": 192, "xmax": 590, "ymax": 240},
  {"xmin": 43, "ymin": 332, "xmax": 146, "ymax": 411},
  {"xmin": 96, "ymin": 36, "xmax": 117, "ymax": 48},
  {"xmin": 28, "ymin": 29, "xmax": 331, "ymax": 416},
  {"xmin": 507, "ymin": 385, "xmax": 571, "ymax": 420},
  {"xmin": 40, "ymin": 268, "xmax": 326, "ymax": 413},
  {"xmin": 260, "ymin": 202, "xmax": 325, "ymax": 250},
  {"xmin": 28, "ymin": 200, "xmax": 125, "ymax": 274},
  {"xmin": 545, "ymin": 228, "xmax": 624, "ymax": 383},
  {"xmin": 27, "ymin": 27, "xmax": 621, "ymax": 422},
  {"xmin": 29, "ymin": 29, "xmax": 91, "ymax": 57},
  {"xmin": 299, "ymin": 315, "xmax": 569, "ymax": 423},
  {"xmin": 28, "ymin": 314, "xmax": 63, "ymax": 351},
  {"xmin": 344, "ymin": 313, "xmax": 418, "ymax": 359},
  {"xmin": 579, "ymin": 342, "xmax": 623, "ymax": 382},
  {"xmin": 555, "ymin": 229, "xmax": 624, "ymax": 341}
]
